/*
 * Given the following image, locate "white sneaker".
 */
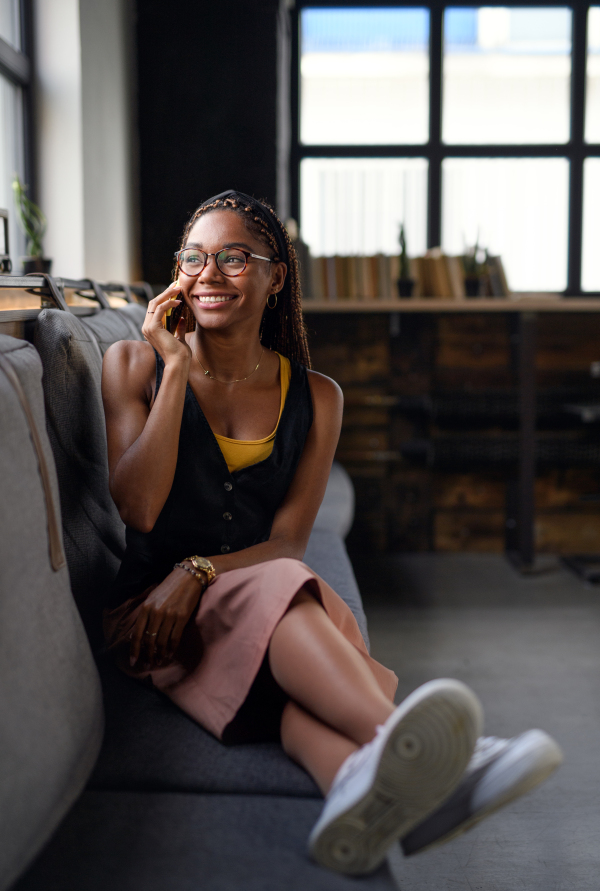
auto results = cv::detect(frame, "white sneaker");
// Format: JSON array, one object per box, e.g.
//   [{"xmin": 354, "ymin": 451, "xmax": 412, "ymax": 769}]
[
  {"xmin": 400, "ymin": 729, "xmax": 563, "ymax": 855},
  {"xmin": 308, "ymin": 678, "xmax": 483, "ymax": 875}
]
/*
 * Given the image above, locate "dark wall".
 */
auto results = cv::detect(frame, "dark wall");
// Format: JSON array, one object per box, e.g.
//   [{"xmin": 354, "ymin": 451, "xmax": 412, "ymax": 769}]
[{"xmin": 135, "ymin": 0, "xmax": 280, "ymax": 284}]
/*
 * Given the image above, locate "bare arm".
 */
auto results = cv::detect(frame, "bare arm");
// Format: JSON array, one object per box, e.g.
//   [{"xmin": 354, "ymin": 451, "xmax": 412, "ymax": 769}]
[{"xmin": 102, "ymin": 283, "xmax": 190, "ymax": 532}]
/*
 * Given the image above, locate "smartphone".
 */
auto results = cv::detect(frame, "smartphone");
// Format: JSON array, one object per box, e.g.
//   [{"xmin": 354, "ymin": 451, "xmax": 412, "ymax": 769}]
[{"xmin": 167, "ymin": 300, "xmax": 184, "ymax": 334}]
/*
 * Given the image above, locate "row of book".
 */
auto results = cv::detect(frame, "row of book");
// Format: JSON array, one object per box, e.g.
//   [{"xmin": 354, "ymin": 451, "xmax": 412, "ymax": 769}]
[
  {"xmin": 415, "ymin": 249, "xmax": 511, "ymax": 299},
  {"xmin": 299, "ymin": 249, "xmax": 510, "ymax": 301}
]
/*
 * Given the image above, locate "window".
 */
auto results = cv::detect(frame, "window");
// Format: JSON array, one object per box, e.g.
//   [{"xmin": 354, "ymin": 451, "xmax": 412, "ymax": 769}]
[
  {"xmin": 583, "ymin": 8, "xmax": 600, "ymax": 291},
  {"xmin": 443, "ymin": 7, "xmax": 572, "ymax": 145},
  {"xmin": 301, "ymin": 8, "xmax": 430, "ymax": 145},
  {"xmin": 293, "ymin": 3, "xmax": 600, "ymax": 295},
  {"xmin": 0, "ymin": 0, "xmax": 30, "ymax": 271},
  {"xmin": 442, "ymin": 157, "xmax": 569, "ymax": 290},
  {"xmin": 585, "ymin": 6, "xmax": 600, "ymax": 141},
  {"xmin": 300, "ymin": 157, "xmax": 428, "ymax": 256},
  {"xmin": 582, "ymin": 157, "xmax": 600, "ymax": 290}
]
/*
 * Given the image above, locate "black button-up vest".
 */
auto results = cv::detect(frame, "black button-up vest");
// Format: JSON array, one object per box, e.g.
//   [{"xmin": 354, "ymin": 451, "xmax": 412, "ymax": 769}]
[{"xmin": 109, "ymin": 350, "xmax": 313, "ymax": 607}]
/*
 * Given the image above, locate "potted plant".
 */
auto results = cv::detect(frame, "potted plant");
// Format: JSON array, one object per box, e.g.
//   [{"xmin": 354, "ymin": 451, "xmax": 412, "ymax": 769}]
[
  {"xmin": 12, "ymin": 176, "xmax": 51, "ymax": 274},
  {"xmin": 461, "ymin": 237, "xmax": 486, "ymax": 297},
  {"xmin": 396, "ymin": 223, "xmax": 414, "ymax": 298}
]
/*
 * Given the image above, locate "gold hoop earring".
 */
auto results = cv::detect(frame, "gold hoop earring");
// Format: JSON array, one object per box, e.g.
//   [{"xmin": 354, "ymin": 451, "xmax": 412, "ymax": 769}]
[{"xmin": 267, "ymin": 292, "xmax": 278, "ymax": 309}]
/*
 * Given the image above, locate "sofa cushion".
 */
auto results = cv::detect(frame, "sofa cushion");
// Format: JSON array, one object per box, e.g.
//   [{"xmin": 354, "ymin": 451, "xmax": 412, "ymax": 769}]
[
  {"xmin": 33, "ymin": 309, "xmax": 136, "ymax": 643},
  {"xmin": 114, "ymin": 301, "xmax": 148, "ymax": 334},
  {"xmin": 13, "ymin": 790, "xmax": 396, "ymax": 891},
  {"xmin": 303, "ymin": 528, "xmax": 369, "ymax": 650},
  {"xmin": 80, "ymin": 304, "xmax": 145, "ymax": 354},
  {"xmin": 89, "ymin": 659, "xmax": 320, "ymax": 797},
  {"xmin": 0, "ymin": 334, "xmax": 104, "ymax": 891},
  {"xmin": 312, "ymin": 461, "xmax": 355, "ymax": 538}
]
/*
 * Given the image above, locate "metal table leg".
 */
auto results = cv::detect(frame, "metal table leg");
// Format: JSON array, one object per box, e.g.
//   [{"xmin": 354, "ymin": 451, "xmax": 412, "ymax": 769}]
[{"xmin": 506, "ymin": 311, "xmax": 537, "ymax": 572}]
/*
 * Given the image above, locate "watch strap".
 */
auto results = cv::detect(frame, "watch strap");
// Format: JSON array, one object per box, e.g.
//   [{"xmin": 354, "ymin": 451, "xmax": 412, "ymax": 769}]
[{"xmin": 174, "ymin": 561, "xmax": 207, "ymax": 588}]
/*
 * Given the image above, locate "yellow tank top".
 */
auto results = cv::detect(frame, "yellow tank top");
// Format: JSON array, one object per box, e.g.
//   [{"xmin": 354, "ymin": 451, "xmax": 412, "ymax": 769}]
[{"xmin": 214, "ymin": 353, "xmax": 291, "ymax": 473}]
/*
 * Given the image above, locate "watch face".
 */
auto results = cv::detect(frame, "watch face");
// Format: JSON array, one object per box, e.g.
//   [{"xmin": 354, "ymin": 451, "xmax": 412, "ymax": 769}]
[{"xmin": 191, "ymin": 556, "xmax": 214, "ymax": 577}]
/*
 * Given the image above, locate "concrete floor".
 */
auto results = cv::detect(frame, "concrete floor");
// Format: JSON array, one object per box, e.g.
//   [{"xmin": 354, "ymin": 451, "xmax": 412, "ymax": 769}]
[{"xmin": 353, "ymin": 553, "xmax": 600, "ymax": 891}]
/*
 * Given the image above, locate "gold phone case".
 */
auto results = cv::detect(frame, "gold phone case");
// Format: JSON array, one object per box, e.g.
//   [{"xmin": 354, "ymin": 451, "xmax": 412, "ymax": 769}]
[{"xmin": 167, "ymin": 301, "xmax": 184, "ymax": 334}]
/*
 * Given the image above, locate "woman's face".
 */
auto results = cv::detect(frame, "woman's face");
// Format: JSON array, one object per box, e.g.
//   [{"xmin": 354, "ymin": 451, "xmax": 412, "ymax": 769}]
[{"xmin": 179, "ymin": 209, "xmax": 287, "ymax": 332}]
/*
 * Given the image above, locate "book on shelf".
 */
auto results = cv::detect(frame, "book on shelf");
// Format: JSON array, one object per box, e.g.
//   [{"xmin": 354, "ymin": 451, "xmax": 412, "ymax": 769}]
[
  {"xmin": 425, "ymin": 249, "xmax": 453, "ymax": 299},
  {"xmin": 446, "ymin": 256, "xmax": 466, "ymax": 299},
  {"xmin": 307, "ymin": 254, "xmax": 415, "ymax": 300},
  {"xmin": 310, "ymin": 256, "xmax": 324, "ymax": 300},
  {"xmin": 293, "ymin": 237, "xmax": 313, "ymax": 299},
  {"xmin": 375, "ymin": 255, "xmax": 392, "ymax": 300},
  {"xmin": 304, "ymin": 250, "xmax": 509, "ymax": 301},
  {"xmin": 308, "ymin": 254, "xmax": 389, "ymax": 300},
  {"xmin": 325, "ymin": 257, "xmax": 337, "ymax": 299},
  {"xmin": 485, "ymin": 256, "xmax": 511, "ymax": 297},
  {"xmin": 420, "ymin": 249, "xmax": 466, "ymax": 299}
]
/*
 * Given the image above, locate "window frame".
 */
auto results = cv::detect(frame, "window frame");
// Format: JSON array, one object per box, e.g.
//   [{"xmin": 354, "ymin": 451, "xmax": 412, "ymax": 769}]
[
  {"xmin": 0, "ymin": 0, "xmax": 34, "ymax": 265},
  {"xmin": 291, "ymin": 0, "xmax": 600, "ymax": 296}
]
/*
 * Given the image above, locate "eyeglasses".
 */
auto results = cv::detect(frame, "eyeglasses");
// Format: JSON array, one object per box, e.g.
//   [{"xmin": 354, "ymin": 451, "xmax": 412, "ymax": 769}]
[{"xmin": 174, "ymin": 247, "xmax": 273, "ymax": 278}]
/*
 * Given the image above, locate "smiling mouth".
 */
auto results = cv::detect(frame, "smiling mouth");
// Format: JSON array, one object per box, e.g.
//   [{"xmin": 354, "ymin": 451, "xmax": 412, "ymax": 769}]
[{"xmin": 194, "ymin": 295, "xmax": 236, "ymax": 305}]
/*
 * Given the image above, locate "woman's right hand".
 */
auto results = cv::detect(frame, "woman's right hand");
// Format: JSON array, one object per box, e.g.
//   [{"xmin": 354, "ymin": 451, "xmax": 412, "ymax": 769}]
[
  {"xmin": 129, "ymin": 565, "xmax": 205, "ymax": 670},
  {"xmin": 103, "ymin": 282, "xmax": 195, "ymax": 531},
  {"xmin": 141, "ymin": 282, "xmax": 192, "ymax": 368}
]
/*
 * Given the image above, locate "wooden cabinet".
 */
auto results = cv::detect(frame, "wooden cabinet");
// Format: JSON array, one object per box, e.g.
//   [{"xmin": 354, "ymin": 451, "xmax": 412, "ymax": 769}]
[{"xmin": 306, "ymin": 304, "xmax": 600, "ymax": 556}]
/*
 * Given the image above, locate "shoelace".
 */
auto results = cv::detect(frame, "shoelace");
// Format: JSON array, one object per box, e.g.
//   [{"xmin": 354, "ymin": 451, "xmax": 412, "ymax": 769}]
[{"xmin": 329, "ymin": 724, "xmax": 387, "ymax": 796}]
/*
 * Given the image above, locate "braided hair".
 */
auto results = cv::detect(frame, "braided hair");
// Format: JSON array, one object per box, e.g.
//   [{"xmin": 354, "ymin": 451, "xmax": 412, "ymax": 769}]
[{"xmin": 176, "ymin": 195, "xmax": 311, "ymax": 368}]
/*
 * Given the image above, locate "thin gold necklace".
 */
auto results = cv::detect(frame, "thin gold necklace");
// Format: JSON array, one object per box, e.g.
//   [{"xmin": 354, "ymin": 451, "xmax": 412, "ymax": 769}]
[{"xmin": 192, "ymin": 341, "xmax": 264, "ymax": 384}]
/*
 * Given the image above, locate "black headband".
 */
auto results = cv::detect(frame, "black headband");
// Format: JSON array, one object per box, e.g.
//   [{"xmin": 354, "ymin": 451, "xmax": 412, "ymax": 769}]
[{"xmin": 199, "ymin": 190, "xmax": 288, "ymax": 265}]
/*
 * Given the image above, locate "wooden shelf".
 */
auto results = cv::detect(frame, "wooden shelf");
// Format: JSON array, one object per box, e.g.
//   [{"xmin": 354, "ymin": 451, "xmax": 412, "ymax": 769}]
[
  {"xmin": 303, "ymin": 296, "xmax": 600, "ymax": 314},
  {"xmin": 0, "ymin": 305, "xmax": 100, "ymax": 322}
]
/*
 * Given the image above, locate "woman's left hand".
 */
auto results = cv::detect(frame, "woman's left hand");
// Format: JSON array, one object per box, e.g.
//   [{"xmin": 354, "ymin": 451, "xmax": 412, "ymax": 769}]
[{"xmin": 129, "ymin": 566, "xmax": 205, "ymax": 670}]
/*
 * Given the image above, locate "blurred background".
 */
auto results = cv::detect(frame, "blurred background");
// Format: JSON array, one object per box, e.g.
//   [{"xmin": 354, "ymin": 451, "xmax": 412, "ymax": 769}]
[
  {"xmin": 2, "ymin": 1, "xmax": 599, "ymax": 289},
  {"xmin": 3, "ymin": 0, "xmax": 600, "ymax": 564},
  {"xmin": 2, "ymin": 8, "xmax": 600, "ymax": 887}
]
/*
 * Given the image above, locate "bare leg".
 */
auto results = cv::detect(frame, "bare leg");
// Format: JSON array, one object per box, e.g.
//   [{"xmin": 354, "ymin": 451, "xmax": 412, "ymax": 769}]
[
  {"xmin": 281, "ymin": 700, "xmax": 359, "ymax": 795},
  {"xmin": 268, "ymin": 589, "xmax": 394, "ymax": 746}
]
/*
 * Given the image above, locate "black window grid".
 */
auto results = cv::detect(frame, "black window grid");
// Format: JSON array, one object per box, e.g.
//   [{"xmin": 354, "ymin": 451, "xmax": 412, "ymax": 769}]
[
  {"xmin": 290, "ymin": 0, "xmax": 600, "ymax": 296},
  {"xmin": 0, "ymin": 0, "xmax": 34, "ymax": 207}
]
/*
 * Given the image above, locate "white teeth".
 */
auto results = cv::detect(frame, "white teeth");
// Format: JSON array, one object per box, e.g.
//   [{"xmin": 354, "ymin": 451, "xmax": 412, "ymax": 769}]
[{"xmin": 197, "ymin": 295, "xmax": 233, "ymax": 304}]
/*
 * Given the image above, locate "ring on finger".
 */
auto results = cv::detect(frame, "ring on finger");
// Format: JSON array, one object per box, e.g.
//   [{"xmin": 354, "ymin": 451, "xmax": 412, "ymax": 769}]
[{"xmin": 145, "ymin": 631, "xmax": 158, "ymax": 636}]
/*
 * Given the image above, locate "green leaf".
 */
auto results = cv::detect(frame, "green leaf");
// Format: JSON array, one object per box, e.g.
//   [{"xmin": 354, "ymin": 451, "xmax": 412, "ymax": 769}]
[{"xmin": 12, "ymin": 175, "xmax": 46, "ymax": 257}]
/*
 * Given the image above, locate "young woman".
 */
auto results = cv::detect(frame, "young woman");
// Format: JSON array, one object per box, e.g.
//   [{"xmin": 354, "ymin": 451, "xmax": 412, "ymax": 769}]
[{"xmin": 101, "ymin": 190, "xmax": 561, "ymax": 875}]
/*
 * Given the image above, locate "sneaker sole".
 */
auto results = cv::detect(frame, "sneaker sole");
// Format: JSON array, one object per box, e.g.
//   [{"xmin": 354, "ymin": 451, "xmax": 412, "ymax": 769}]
[
  {"xmin": 404, "ymin": 730, "xmax": 563, "ymax": 855},
  {"xmin": 309, "ymin": 678, "xmax": 483, "ymax": 875}
]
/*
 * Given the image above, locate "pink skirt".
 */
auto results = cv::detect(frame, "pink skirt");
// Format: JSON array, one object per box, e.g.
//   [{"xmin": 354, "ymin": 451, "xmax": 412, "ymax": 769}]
[{"xmin": 104, "ymin": 557, "xmax": 398, "ymax": 741}]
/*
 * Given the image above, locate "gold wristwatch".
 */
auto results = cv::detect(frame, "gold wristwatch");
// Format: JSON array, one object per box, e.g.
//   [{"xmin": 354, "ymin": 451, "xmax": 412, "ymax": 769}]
[{"xmin": 188, "ymin": 555, "xmax": 216, "ymax": 586}]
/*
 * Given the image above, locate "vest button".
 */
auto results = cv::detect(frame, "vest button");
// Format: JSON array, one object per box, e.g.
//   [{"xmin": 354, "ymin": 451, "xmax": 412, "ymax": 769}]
[
  {"xmin": 223, "ymin": 511, "xmax": 232, "ymax": 521},
  {"xmin": 221, "ymin": 544, "xmax": 230, "ymax": 553},
  {"xmin": 224, "ymin": 482, "xmax": 233, "ymax": 491}
]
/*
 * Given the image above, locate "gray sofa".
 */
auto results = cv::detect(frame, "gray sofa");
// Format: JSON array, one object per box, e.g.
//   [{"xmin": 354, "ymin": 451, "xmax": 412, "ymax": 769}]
[{"xmin": 0, "ymin": 306, "xmax": 395, "ymax": 890}]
